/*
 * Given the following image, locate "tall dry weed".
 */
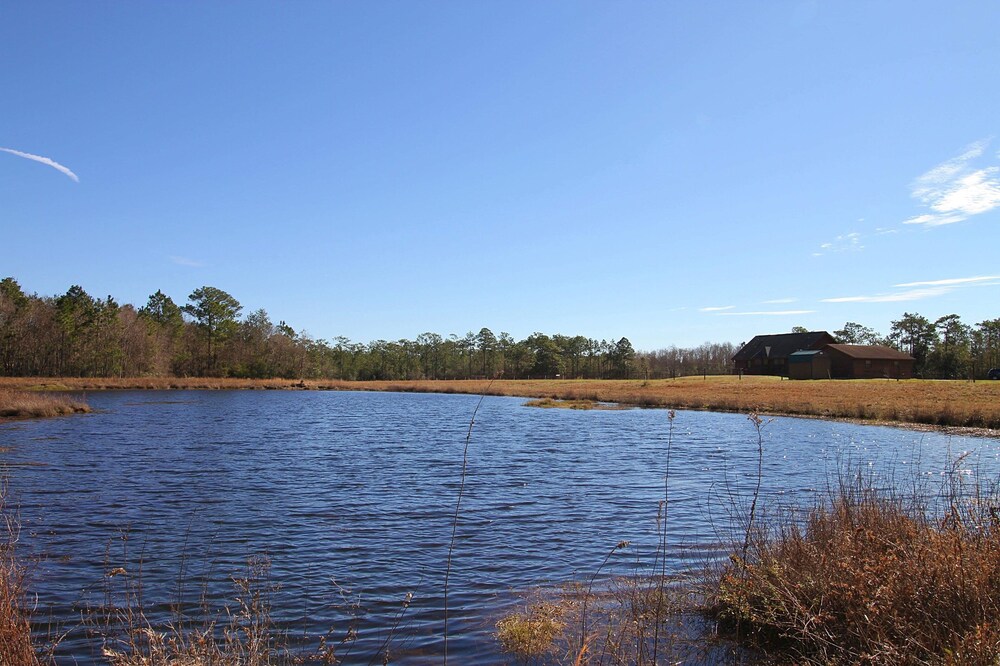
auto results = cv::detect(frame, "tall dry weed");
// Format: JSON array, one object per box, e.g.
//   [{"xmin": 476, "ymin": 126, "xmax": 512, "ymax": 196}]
[
  {"xmin": 713, "ymin": 466, "xmax": 1000, "ymax": 664},
  {"xmin": 0, "ymin": 483, "xmax": 42, "ymax": 666}
]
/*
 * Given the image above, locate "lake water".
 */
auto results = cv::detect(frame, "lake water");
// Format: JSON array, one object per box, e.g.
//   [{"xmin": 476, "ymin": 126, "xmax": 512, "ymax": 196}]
[{"xmin": 2, "ymin": 390, "xmax": 999, "ymax": 664}]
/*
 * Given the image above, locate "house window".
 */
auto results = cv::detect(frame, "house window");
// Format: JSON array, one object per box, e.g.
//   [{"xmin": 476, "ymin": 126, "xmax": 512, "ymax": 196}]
[{"xmin": 865, "ymin": 360, "xmax": 872, "ymax": 368}]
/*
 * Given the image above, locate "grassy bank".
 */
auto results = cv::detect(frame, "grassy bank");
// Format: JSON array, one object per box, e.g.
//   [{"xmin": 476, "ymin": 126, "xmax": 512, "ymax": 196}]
[
  {"xmin": 0, "ymin": 389, "xmax": 90, "ymax": 421},
  {"xmin": 4, "ymin": 375, "xmax": 996, "ymax": 430},
  {"xmin": 371, "ymin": 377, "xmax": 1000, "ymax": 430}
]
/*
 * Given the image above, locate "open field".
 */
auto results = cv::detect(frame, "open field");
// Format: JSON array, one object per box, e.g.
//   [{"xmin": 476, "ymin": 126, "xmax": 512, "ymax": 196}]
[
  {"xmin": 2, "ymin": 375, "xmax": 999, "ymax": 430},
  {"xmin": 372, "ymin": 376, "xmax": 1000, "ymax": 430}
]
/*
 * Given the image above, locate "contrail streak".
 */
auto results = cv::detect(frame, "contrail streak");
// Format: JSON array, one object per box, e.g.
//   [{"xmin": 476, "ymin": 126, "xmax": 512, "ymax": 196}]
[{"xmin": 0, "ymin": 146, "xmax": 79, "ymax": 182}]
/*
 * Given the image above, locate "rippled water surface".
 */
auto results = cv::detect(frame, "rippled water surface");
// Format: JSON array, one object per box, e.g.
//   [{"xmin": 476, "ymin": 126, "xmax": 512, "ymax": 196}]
[{"xmin": 3, "ymin": 390, "xmax": 999, "ymax": 664}]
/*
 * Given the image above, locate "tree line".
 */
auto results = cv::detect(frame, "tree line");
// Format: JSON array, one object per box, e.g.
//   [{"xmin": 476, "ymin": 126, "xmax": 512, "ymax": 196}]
[
  {"xmin": 4, "ymin": 278, "xmax": 995, "ymax": 381},
  {"xmin": 1, "ymin": 277, "xmax": 718, "ymax": 380},
  {"xmin": 832, "ymin": 314, "xmax": 1000, "ymax": 379}
]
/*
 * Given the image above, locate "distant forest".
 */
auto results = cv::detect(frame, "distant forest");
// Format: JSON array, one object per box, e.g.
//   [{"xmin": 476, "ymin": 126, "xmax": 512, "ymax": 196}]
[{"xmin": 0, "ymin": 278, "xmax": 997, "ymax": 380}]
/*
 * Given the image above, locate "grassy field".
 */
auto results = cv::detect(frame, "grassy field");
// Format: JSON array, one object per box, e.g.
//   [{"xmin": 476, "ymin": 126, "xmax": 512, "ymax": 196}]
[{"xmin": 2, "ymin": 375, "xmax": 999, "ymax": 430}]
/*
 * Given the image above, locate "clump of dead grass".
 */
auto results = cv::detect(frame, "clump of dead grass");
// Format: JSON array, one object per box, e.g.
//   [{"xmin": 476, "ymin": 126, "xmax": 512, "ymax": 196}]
[
  {"xmin": 496, "ymin": 599, "xmax": 567, "ymax": 660},
  {"xmin": 94, "ymin": 553, "xmax": 358, "ymax": 666},
  {"xmin": 712, "ymin": 467, "xmax": 1000, "ymax": 664},
  {"xmin": 494, "ymin": 574, "xmax": 712, "ymax": 665},
  {"xmin": 524, "ymin": 398, "xmax": 626, "ymax": 410},
  {"xmin": 1, "ymin": 484, "xmax": 42, "ymax": 666},
  {"xmin": 0, "ymin": 389, "xmax": 89, "ymax": 420}
]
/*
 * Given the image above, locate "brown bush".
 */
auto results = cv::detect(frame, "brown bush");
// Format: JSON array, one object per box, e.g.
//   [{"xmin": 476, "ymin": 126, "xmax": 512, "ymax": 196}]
[
  {"xmin": 713, "ymin": 475, "xmax": 1000, "ymax": 664},
  {"xmin": 1, "ymin": 487, "xmax": 41, "ymax": 666}
]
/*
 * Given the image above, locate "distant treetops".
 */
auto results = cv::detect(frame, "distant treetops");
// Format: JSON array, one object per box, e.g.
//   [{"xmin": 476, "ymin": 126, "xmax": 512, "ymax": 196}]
[{"xmin": 2, "ymin": 277, "xmax": 994, "ymax": 380}]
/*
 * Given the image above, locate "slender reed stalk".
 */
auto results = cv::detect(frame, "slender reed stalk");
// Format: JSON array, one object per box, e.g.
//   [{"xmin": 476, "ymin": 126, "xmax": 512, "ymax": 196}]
[
  {"xmin": 579, "ymin": 540, "xmax": 630, "ymax": 656},
  {"xmin": 740, "ymin": 412, "xmax": 766, "ymax": 574},
  {"xmin": 650, "ymin": 409, "xmax": 676, "ymax": 664},
  {"xmin": 368, "ymin": 591, "xmax": 413, "ymax": 666},
  {"xmin": 443, "ymin": 377, "xmax": 496, "ymax": 664}
]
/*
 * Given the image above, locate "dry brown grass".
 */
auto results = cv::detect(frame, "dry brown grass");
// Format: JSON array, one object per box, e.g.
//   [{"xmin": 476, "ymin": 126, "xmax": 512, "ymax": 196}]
[
  {"xmin": 494, "ymin": 575, "xmax": 714, "ymax": 665},
  {"xmin": 0, "ymin": 377, "xmax": 315, "ymax": 392},
  {"xmin": 712, "ymin": 472, "xmax": 1000, "ymax": 664},
  {"xmin": 523, "ymin": 398, "xmax": 627, "ymax": 410},
  {"xmin": 1, "ymin": 486, "xmax": 42, "ymax": 666},
  {"xmin": 496, "ymin": 599, "xmax": 568, "ymax": 660},
  {"xmin": 97, "ymin": 556, "xmax": 302, "ymax": 666},
  {"xmin": 0, "ymin": 389, "xmax": 90, "ymax": 420},
  {"xmin": 3, "ymin": 375, "xmax": 999, "ymax": 430},
  {"xmin": 367, "ymin": 376, "xmax": 1000, "ymax": 430}
]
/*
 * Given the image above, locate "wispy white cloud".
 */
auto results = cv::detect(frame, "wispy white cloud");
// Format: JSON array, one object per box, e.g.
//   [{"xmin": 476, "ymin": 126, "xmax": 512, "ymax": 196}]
[
  {"xmin": 894, "ymin": 275, "xmax": 1000, "ymax": 288},
  {"xmin": 903, "ymin": 213, "xmax": 967, "ymax": 227},
  {"xmin": 821, "ymin": 287, "xmax": 950, "ymax": 303},
  {"xmin": 0, "ymin": 146, "xmax": 79, "ymax": 182},
  {"xmin": 170, "ymin": 255, "xmax": 206, "ymax": 268},
  {"xmin": 814, "ymin": 231, "xmax": 863, "ymax": 256},
  {"xmin": 699, "ymin": 305, "xmax": 734, "ymax": 312},
  {"xmin": 716, "ymin": 310, "xmax": 816, "ymax": 316},
  {"xmin": 824, "ymin": 273, "xmax": 1000, "ymax": 304},
  {"xmin": 761, "ymin": 298, "xmax": 797, "ymax": 304},
  {"xmin": 904, "ymin": 140, "xmax": 1000, "ymax": 227}
]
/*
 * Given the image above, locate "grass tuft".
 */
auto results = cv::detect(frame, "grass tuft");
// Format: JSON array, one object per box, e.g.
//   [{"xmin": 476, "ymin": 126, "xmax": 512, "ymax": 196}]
[
  {"xmin": 1, "ymin": 483, "xmax": 42, "ymax": 666},
  {"xmin": 496, "ymin": 600, "xmax": 567, "ymax": 660},
  {"xmin": 712, "ymin": 470, "xmax": 1000, "ymax": 664}
]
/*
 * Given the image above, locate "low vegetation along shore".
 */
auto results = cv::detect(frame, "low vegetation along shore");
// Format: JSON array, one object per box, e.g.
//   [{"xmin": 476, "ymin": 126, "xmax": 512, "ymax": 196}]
[
  {"xmin": 0, "ymin": 388, "xmax": 90, "ymax": 421},
  {"xmin": 3, "ymin": 375, "xmax": 999, "ymax": 430}
]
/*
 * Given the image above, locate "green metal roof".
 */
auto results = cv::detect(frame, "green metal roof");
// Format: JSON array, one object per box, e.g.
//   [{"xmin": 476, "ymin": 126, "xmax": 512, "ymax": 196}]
[{"xmin": 788, "ymin": 350, "xmax": 823, "ymax": 362}]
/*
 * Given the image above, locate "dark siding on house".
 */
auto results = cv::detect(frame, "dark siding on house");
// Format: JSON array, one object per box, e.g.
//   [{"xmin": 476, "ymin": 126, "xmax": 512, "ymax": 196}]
[
  {"xmin": 733, "ymin": 332, "xmax": 837, "ymax": 376},
  {"xmin": 788, "ymin": 350, "xmax": 831, "ymax": 379}
]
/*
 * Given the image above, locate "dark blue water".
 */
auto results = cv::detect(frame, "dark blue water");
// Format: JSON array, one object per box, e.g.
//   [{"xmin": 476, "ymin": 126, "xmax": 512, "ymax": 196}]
[{"xmin": 2, "ymin": 390, "xmax": 998, "ymax": 664}]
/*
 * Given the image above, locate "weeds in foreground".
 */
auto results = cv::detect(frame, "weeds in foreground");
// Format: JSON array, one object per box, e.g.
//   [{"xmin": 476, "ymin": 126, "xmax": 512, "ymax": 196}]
[
  {"xmin": 712, "ymin": 464, "xmax": 1000, "ymax": 664},
  {"xmin": 496, "ymin": 599, "xmax": 567, "ymax": 661},
  {"xmin": 495, "ymin": 572, "xmax": 716, "ymax": 665},
  {"xmin": 96, "ymin": 554, "xmax": 302, "ymax": 666},
  {"xmin": 0, "ymin": 483, "xmax": 42, "ymax": 666},
  {"xmin": 496, "ymin": 409, "xmax": 721, "ymax": 665}
]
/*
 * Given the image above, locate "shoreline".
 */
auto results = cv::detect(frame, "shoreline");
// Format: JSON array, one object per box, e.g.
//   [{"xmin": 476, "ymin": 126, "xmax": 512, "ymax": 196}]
[
  {"xmin": 0, "ymin": 387, "xmax": 91, "ymax": 423},
  {"xmin": 1, "ymin": 376, "xmax": 999, "ymax": 436}
]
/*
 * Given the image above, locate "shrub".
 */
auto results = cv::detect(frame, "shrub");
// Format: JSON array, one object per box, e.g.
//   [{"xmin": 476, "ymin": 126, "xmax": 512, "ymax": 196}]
[{"xmin": 712, "ymin": 473, "xmax": 1000, "ymax": 664}]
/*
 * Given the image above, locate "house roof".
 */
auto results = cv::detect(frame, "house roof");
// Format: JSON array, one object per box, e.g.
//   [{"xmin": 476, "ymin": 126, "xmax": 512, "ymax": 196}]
[
  {"xmin": 733, "ymin": 331, "xmax": 836, "ymax": 361},
  {"xmin": 823, "ymin": 344, "xmax": 914, "ymax": 360}
]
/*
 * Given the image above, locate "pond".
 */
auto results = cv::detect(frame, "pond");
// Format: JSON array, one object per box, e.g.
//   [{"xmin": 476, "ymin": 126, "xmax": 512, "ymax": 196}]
[{"xmin": 2, "ymin": 390, "xmax": 998, "ymax": 664}]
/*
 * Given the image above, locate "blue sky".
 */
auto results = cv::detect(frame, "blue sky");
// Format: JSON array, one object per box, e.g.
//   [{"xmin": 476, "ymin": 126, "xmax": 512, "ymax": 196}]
[{"xmin": 3, "ymin": 2, "xmax": 999, "ymax": 349}]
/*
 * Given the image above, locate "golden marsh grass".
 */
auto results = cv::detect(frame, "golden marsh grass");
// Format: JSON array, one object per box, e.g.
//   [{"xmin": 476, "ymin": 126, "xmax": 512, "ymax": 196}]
[
  {"xmin": 0, "ymin": 389, "xmax": 90, "ymax": 421},
  {"xmin": 3, "ymin": 375, "xmax": 999, "ymax": 429}
]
